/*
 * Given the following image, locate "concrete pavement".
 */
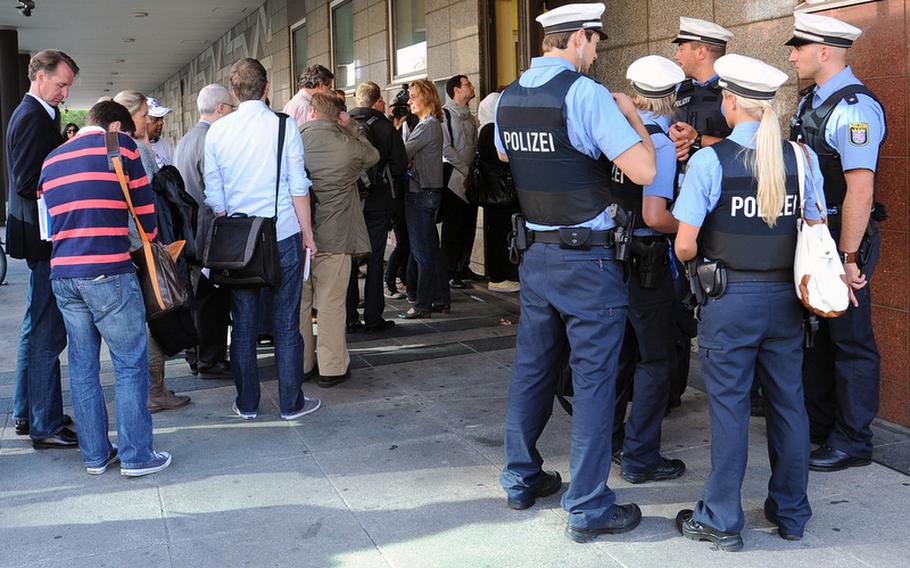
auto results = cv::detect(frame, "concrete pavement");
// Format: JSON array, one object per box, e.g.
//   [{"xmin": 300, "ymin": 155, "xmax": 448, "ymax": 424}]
[{"xmin": 1, "ymin": 252, "xmax": 909, "ymax": 568}]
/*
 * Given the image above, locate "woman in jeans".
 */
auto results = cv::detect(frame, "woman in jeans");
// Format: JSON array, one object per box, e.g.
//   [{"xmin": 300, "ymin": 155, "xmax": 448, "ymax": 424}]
[{"xmin": 399, "ymin": 79, "xmax": 450, "ymax": 319}]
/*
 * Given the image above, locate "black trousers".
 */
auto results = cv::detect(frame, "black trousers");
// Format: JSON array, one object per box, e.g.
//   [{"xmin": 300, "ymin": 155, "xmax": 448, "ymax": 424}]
[
  {"xmin": 385, "ymin": 199, "xmax": 410, "ymax": 291},
  {"xmin": 187, "ymin": 269, "xmax": 231, "ymax": 368},
  {"xmin": 483, "ymin": 204, "xmax": 519, "ymax": 283},
  {"xmin": 441, "ymin": 189, "xmax": 478, "ymax": 277},
  {"xmin": 347, "ymin": 208, "xmax": 392, "ymax": 327}
]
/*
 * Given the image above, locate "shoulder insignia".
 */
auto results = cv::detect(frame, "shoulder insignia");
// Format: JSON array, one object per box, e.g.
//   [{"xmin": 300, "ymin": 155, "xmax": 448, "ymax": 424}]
[{"xmin": 849, "ymin": 123, "xmax": 869, "ymax": 146}]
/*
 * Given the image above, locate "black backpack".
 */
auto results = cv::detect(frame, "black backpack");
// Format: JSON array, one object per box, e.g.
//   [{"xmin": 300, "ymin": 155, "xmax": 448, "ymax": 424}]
[{"xmin": 354, "ymin": 116, "xmax": 393, "ymax": 199}]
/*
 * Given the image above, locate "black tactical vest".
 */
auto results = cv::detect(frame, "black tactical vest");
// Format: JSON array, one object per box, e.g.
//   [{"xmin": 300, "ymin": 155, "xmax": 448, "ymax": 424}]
[
  {"xmin": 789, "ymin": 84, "xmax": 886, "ymax": 209},
  {"xmin": 610, "ymin": 123, "xmax": 670, "ymax": 231},
  {"xmin": 497, "ymin": 70, "xmax": 614, "ymax": 226},
  {"xmin": 675, "ymin": 77, "xmax": 732, "ymax": 139},
  {"xmin": 698, "ymin": 139, "xmax": 800, "ymax": 272}
]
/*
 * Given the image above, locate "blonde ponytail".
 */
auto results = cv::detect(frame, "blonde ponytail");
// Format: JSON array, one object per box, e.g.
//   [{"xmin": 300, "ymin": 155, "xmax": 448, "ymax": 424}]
[{"xmin": 735, "ymin": 94, "xmax": 786, "ymax": 228}]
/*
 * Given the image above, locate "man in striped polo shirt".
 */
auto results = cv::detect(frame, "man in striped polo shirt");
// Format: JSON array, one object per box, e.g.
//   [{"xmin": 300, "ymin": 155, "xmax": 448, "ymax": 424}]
[{"xmin": 39, "ymin": 100, "xmax": 172, "ymax": 477}]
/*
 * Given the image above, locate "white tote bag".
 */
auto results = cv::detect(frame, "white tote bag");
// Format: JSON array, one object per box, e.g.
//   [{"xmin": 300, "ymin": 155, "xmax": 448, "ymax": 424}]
[{"xmin": 790, "ymin": 141, "xmax": 849, "ymax": 318}]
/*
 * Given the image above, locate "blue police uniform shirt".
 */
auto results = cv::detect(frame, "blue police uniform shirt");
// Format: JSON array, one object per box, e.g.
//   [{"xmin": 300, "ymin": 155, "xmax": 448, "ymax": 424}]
[
  {"xmin": 672, "ymin": 120, "xmax": 827, "ymax": 228},
  {"xmin": 635, "ymin": 111, "xmax": 675, "ymax": 237},
  {"xmin": 494, "ymin": 56, "xmax": 641, "ymax": 231},
  {"xmin": 802, "ymin": 65, "xmax": 886, "ymax": 173}
]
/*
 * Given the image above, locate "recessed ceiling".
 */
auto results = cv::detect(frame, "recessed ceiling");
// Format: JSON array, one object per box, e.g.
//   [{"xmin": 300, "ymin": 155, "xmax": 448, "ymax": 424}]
[{"xmin": 0, "ymin": 0, "xmax": 256, "ymax": 109}]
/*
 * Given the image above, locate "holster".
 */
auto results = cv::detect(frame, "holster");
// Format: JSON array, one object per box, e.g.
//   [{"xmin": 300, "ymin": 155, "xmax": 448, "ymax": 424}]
[
  {"xmin": 630, "ymin": 237, "xmax": 668, "ymax": 289},
  {"xmin": 509, "ymin": 213, "xmax": 529, "ymax": 265},
  {"xmin": 803, "ymin": 312, "xmax": 820, "ymax": 348}
]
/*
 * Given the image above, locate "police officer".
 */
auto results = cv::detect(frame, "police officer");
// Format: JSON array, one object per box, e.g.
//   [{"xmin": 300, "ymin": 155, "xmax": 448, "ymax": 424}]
[
  {"xmin": 610, "ymin": 56, "xmax": 686, "ymax": 484},
  {"xmin": 494, "ymin": 2, "xmax": 657, "ymax": 543},
  {"xmin": 787, "ymin": 12, "xmax": 887, "ymax": 473},
  {"xmin": 667, "ymin": 17, "xmax": 736, "ymax": 410},
  {"xmin": 672, "ymin": 54, "xmax": 827, "ymax": 551}
]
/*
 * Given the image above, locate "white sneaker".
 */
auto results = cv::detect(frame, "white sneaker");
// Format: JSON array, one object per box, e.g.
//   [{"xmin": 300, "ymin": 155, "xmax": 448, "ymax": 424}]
[
  {"xmin": 489, "ymin": 280, "xmax": 520, "ymax": 293},
  {"xmin": 232, "ymin": 401, "xmax": 257, "ymax": 420},
  {"xmin": 281, "ymin": 397, "xmax": 322, "ymax": 420},
  {"xmin": 121, "ymin": 451, "xmax": 172, "ymax": 477}
]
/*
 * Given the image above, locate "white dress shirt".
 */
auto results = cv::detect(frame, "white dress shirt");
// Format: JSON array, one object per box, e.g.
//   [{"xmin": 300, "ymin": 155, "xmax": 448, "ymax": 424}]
[
  {"xmin": 203, "ymin": 99, "xmax": 311, "ymax": 241},
  {"xmin": 27, "ymin": 92, "xmax": 56, "ymax": 120}
]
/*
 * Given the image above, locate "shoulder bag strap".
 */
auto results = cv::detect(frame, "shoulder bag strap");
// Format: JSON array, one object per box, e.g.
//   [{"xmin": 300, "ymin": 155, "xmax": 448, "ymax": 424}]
[
  {"xmin": 106, "ymin": 132, "xmax": 167, "ymax": 311},
  {"xmin": 789, "ymin": 140, "xmax": 825, "ymax": 221},
  {"xmin": 273, "ymin": 112, "xmax": 288, "ymax": 219}
]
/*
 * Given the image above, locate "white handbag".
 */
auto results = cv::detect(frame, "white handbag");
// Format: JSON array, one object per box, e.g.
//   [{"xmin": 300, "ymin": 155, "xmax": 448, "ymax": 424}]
[{"xmin": 790, "ymin": 141, "xmax": 849, "ymax": 318}]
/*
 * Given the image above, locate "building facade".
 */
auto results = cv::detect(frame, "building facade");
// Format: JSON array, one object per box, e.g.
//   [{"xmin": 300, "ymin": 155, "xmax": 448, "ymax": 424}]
[{"xmin": 149, "ymin": 0, "xmax": 909, "ymax": 428}]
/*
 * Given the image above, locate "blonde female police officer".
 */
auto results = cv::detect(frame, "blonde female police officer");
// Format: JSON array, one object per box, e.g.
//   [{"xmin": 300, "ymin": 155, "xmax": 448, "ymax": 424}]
[
  {"xmin": 610, "ymin": 56, "xmax": 687, "ymax": 485},
  {"xmin": 494, "ymin": 2, "xmax": 657, "ymax": 543},
  {"xmin": 672, "ymin": 54, "xmax": 827, "ymax": 551}
]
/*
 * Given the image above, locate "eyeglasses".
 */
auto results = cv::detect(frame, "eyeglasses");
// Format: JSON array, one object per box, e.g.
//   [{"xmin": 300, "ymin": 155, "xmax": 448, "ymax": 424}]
[{"xmin": 66, "ymin": 128, "xmax": 77, "ymax": 133}]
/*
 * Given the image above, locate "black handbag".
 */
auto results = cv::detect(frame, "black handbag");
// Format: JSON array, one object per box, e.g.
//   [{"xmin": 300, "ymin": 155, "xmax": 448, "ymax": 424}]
[
  {"xmin": 465, "ymin": 151, "xmax": 516, "ymax": 207},
  {"xmin": 204, "ymin": 113, "xmax": 288, "ymax": 288},
  {"xmin": 107, "ymin": 133, "xmax": 189, "ymax": 320}
]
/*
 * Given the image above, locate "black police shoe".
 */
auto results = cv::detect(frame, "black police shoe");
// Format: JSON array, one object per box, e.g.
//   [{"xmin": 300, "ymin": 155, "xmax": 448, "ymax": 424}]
[
  {"xmin": 565, "ymin": 503, "xmax": 642, "ymax": 543},
  {"xmin": 620, "ymin": 457, "xmax": 686, "ymax": 484},
  {"xmin": 676, "ymin": 509, "xmax": 743, "ymax": 552},
  {"xmin": 507, "ymin": 470, "xmax": 562, "ymax": 510},
  {"xmin": 32, "ymin": 426, "xmax": 79, "ymax": 450},
  {"xmin": 17, "ymin": 414, "xmax": 74, "ymax": 436},
  {"xmin": 809, "ymin": 445, "xmax": 871, "ymax": 472},
  {"xmin": 763, "ymin": 503, "xmax": 803, "ymax": 541}
]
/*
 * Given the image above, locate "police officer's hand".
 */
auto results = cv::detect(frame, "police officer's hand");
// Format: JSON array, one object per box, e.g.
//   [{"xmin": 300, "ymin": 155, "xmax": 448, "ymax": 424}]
[
  {"xmin": 670, "ymin": 122, "xmax": 696, "ymax": 161},
  {"xmin": 842, "ymin": 263, "xmax": 867, "ymax": 307},
  {"xmin": 612, "ymin": 93, "xmax": 636, "ymax": 118}
]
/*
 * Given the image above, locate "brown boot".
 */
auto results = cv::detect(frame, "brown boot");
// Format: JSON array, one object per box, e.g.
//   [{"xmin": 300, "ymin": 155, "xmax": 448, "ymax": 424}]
[{"xmin": 147, "ymin": 362, "xmax": 191, "ymax": 413}]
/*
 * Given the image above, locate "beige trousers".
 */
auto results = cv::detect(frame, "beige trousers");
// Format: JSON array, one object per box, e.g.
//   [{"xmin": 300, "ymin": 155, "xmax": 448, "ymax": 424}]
[{"xmin": 301, "ymin": 252, "xmax": 352, "ymax": 377}]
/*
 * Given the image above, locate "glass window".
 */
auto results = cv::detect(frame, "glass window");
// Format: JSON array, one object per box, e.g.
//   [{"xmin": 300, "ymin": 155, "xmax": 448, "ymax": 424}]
[
  {"xmin": 291, "ymin": 19, "xmax": 308, "ymax": 87},
  {"xmin": 332, "ymin": 0, "xmax": 355, "ymax": 90},
  {"xmin": 391, "ymin": 0, "xmax": 427, "ymax": 78}
]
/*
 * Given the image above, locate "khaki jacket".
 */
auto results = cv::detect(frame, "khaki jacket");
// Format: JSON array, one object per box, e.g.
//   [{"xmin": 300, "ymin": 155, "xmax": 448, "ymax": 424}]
[{"xmin": 300, "ymin": 120, "xmax": 379, "ymax": 255}]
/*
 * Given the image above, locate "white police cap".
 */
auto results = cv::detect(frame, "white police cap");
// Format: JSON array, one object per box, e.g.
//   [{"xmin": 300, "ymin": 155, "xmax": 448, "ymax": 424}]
[
  {"xmin": 626, "ymin": 55, "xmax": 685, "ymax": 98},
  {"xmin": 714, "ymin": 54, "xmax": 788, "ymax": 101},
  {"xmin": 536, "ymin": 3, "xmax": 605, "ymax": 35},
  {"xmin": 786, "ymin": 12, "xmax": 862, "ymax": 48},
  {"xmin": 672, "ymin": 17, "xmax": 733, "ymax": 47}
]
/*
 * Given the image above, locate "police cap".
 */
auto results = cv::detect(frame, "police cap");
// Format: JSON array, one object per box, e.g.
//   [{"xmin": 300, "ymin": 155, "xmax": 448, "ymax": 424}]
[
  {"xmin": 785, "ymin": 12, "xmax": 862, "ymax": 48},
  {"xmin": 536, "ymin": 3, "xmax": 605, "ymax": 35},
  {"xmin": 626, "ymin": 55, "xmax": 685, "ymax": 98},
  {"xmin": 672, "ymin": 17, "xmax": 733, "ymax": 47},
  {"xmin": 714, "ymin": 54, "xmax": 788, "ymax": 101}
]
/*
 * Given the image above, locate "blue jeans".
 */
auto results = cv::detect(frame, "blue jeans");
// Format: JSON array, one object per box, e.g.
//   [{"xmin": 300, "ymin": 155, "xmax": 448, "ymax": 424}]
[
  {"xmin": 405, "ymin": 190, "xmax": 450, "ymax": 312},
  {"xmin": 14, "ymin": 260, "xmax": 67, "ymax": 439},
  {"xmin": 230, "ymin": 233, "xmax": 305, "ymax": 415},
  {"xmin": 501, "ymin": 243, "xmax": 628, "ymax": 530},
  {"xmin": 52, "ymin": 272, "xmax": 157, "ymax": 469}
]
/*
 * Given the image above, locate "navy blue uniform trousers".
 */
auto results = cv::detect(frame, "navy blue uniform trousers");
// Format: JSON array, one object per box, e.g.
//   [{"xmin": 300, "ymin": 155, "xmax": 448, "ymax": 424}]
[
  {"xmin": 500, "ymin": 243, "xmax": 627, "ymax": 530},
  {"xmin": 694, "ymin": 282, "xmax": 811, "ymax": 535},
  {"xmin": 803, "ymin": 222, "xmax": 881, "ymax": 459},
  {"xmin": 616, "ymin": 259, "xmax": 676, "ymax": 473}
]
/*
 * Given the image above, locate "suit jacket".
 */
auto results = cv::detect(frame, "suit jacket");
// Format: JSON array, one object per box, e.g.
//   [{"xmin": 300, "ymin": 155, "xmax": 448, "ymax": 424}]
[
  {"xmin": 174, "ymin": 120, "xmax": 212, "ymax": 261},
  {"xmin": 5, "ymin": 95, "xmax": 63, "ymax": 261}
]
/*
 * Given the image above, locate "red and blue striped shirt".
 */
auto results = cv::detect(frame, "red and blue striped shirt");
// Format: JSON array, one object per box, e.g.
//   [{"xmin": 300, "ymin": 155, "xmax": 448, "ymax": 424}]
[{"xmin": 38, "ymin": 129, "xmax": 157, "ymax": 279}]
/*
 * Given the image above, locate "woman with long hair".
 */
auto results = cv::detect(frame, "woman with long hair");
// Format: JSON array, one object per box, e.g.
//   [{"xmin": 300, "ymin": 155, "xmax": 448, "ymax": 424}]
[
  {"xmin": 399, "ymin": 79, "xmax": 450, "ymax": 318},
  {"xmin": 112, "ymin": 90, "xmax": 192, "ymax": 414},
  {"xmin": 63, "ymin": 122, "xmax": 79, "ymax": 139},
  {"xmin": 672, "ymin": 55, "xmax": 827, "ymax": 551}
]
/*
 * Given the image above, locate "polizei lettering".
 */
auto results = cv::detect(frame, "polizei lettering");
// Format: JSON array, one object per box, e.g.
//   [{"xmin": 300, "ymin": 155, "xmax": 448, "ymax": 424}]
[
  {"xmin": 502, "ymin": 131, "xmax": 556, "ymax": 153},
  {"xmin": 730, "ymin": 194, "xmax": 799, "ymax": 218}
]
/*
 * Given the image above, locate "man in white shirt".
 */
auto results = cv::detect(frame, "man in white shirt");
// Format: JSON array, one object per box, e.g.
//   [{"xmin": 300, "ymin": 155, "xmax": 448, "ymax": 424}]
[
  {"xmin": 147, "ymin": 97, "xmax": 175, "ymax": 167},
  {"xmin": 204, "ymin": 58, "xmax": 320, "ymax": 421}
]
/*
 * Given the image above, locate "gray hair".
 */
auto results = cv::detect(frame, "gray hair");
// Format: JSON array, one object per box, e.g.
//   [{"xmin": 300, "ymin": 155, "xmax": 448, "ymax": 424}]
[{"xmin": 197, "ymin": 83, "xmax": 231, "ymax": 115}]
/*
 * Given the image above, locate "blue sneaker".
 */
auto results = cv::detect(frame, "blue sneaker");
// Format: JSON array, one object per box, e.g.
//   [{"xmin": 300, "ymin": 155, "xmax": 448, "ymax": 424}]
[
  {"xmin": 121, "ymin": 451, "xmax": 172, "ymax": 477},
  {"xmin": 281, "ymin": 397, "xmax": 322, "ymax": 420},
  {"xmin": 86, "ymin": 447, "xmax": 119, "ymax": 475}
]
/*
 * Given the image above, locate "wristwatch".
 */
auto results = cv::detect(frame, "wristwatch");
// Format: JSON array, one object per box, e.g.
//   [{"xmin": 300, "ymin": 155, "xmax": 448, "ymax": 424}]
[
  {"xmin": 693, "ymin": 132, "xmax": 703, "ymax": 150},
  {"xmin": 840, "ymin": 251, "xmax": 857, "ymax": 265}
]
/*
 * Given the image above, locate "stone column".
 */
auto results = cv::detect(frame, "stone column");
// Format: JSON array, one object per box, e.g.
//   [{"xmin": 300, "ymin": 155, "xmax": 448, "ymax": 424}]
[{"xmin": 0, "ymin": 29, "xmax": 20, "ymax": 223}]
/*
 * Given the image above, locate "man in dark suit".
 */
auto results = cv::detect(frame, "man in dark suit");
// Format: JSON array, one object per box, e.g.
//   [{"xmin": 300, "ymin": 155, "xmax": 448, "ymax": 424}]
[
  {"xmin": 6, "ymin": 50, "xmax": 79, "ymax": 448},
  {"xmin": 174, "ymin": 83, "xmax": 235, "ymax": 378}
]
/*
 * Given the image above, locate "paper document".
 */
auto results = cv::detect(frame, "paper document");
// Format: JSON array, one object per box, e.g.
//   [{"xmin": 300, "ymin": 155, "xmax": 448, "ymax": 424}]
[{"xmin": 303, "ymin": 248, "xmax": 312, "ymax": 281}]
